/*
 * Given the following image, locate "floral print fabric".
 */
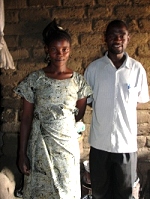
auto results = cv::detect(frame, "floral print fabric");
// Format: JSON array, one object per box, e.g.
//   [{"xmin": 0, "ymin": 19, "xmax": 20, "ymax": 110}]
[{"xmin": 14, "ymin": 70, "xmax": 92, "ymax": 199}]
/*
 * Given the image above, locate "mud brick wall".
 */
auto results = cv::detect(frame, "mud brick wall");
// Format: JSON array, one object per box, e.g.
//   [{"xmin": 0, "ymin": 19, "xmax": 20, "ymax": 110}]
[{"xmin": 0, "ymin": 0, "xmax": 150, "ymax": 190}]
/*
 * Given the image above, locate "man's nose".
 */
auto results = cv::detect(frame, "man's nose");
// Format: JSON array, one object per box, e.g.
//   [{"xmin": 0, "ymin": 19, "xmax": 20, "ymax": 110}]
[{"xmin": 114, "ymin": 35, "xmax": 122, "ymax": 41}]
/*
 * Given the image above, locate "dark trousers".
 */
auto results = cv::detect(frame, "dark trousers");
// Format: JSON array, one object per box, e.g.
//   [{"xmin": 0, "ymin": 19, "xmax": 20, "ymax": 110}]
[{"xmin": 89, "ymin": 147, "xmax": 137, "ymax": 199}]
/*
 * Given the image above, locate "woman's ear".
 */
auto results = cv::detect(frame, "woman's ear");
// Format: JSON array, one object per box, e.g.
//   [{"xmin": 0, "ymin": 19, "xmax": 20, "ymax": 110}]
[
  {"xmin": 44, "ymin": 45, "xmax": 48, "ymax": 53},
  {"xmin": 127, "ymin": 34, "xmax": 130, "ymax": 42},
  {"xmin": 69, "ymin": 48, "xmax": 71, "ymax": 54}
]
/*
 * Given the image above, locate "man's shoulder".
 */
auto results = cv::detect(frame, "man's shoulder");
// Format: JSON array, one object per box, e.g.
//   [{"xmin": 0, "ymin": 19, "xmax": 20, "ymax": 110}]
[
  {"xmin": 128, "ymin": 55, "xmax": 143, "ymax": 67},
  {"xmin": 127, "ymin": 56, "xmax": 147, "ymax": 74}
]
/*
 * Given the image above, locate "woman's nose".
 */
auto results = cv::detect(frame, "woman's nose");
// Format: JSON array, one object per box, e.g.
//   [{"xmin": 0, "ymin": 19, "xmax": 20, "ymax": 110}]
[{"xmin": 57, "ymin": 50, "xmax": 63, "ymax": 55}]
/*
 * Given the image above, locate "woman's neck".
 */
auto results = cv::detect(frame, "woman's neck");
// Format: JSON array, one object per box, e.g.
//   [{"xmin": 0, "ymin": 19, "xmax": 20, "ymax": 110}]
[{"xmin": 43, "ymin": 65, "xmax": 73, "ymax": 79}]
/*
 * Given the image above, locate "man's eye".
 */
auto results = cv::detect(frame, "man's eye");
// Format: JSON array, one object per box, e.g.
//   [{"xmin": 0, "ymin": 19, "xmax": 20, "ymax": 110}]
[
  {"xmin": 108, "ymin": 35, "xmax": 115, "ymax": 39},
  {"xmin": 108, "ymin": 34, "xmax": 126, "ymax": 40}
]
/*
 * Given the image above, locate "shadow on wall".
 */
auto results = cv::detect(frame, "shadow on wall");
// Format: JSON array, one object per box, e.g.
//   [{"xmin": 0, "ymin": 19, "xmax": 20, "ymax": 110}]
[
  {"xmin": 0, "ymin": 81, "xmax": 3, "ymax": 156},
  {"xmin": 0, "ymin": 89, "xmax": 23, "ymax": 197},
  {"xmin": 0, "ymin": 131, "xmax": 4, "ymax": 157},
  {"xmin": 137, "ymin": 158, "xmax": 150, "ymax": 199}
]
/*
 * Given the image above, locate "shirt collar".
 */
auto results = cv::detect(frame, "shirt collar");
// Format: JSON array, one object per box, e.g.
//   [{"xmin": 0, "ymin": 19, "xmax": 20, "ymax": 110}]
[{"xmin": 104, "ymin": 51, "xmax": 130, "ymax": 69}]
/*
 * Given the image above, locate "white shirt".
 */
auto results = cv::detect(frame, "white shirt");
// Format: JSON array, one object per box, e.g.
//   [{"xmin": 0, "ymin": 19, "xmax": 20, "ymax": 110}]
[{"xmin": 84, "ymin": 52, "xmax": 149, "ymax": 153}]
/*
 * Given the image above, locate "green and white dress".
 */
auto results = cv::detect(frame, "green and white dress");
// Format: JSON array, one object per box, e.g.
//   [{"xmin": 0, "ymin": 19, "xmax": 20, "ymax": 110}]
[{"xmin": 14, "ymin": 69, "xmax": 92, "ymax": 199}]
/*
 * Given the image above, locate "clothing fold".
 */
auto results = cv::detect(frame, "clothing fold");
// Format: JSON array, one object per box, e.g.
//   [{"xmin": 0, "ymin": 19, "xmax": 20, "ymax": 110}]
[{"xmin": 0, "ymin": 0, "xmax": 15, "ymax": 69}]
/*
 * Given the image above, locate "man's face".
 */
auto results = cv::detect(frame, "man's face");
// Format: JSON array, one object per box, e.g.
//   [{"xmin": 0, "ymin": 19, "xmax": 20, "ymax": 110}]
[{"xmin": 105, "ymin": 25, "xmax": 130, "ymax": 55}]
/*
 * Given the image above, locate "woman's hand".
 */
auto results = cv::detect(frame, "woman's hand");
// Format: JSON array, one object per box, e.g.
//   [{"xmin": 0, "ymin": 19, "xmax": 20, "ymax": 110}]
[
  {"xmin": 75, "ymin": 97, "xmax": 87, "ymax": 122},
  {"xmin": 18, "ymin": 98, "xmax": 34, "ymax": 176},
  {"xmin": 18, "ymin": 154, "xmax": 30, "ymax": 176}
]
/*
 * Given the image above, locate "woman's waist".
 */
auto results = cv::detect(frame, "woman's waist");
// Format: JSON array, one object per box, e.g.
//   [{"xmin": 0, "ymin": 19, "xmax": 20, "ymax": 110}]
[{"xmin": 34, "ymin": 110, "xmax": 75, "ymax": 121}]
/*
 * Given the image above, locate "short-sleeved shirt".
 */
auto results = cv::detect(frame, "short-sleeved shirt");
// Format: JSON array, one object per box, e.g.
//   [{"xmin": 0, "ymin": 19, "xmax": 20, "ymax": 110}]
[{"xmin": 84, "ymin": 52, "xmax": 149, "ymax": 153}]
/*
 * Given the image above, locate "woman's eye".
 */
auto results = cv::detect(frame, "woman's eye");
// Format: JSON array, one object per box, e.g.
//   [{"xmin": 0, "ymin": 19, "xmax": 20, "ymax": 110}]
[
  {"xmin": 63, "ymin": 48, "xmax": 69, "ymax": 53},
  {"xmin": 50, "ymin": 48, "xmax": 57, "ymax": 53},
  {"xmin": 49, "ymin": 47, "xmax": 70, "ymax": 54}
]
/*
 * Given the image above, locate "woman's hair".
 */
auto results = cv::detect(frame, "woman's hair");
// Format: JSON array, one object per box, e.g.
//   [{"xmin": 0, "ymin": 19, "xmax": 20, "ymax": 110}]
[{"xmin": 42, "ymin": 19, "xmax": 71, "ymax": 46}]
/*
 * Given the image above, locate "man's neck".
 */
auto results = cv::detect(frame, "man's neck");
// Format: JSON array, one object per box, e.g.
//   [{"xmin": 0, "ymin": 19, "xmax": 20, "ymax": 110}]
[{"xmin": 108, "ymin": 52, "xmax": 126, "ymax": 69}]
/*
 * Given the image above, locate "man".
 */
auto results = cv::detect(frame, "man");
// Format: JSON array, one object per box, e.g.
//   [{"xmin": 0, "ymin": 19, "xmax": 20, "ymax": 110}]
[{"xmin": 84, "ymin": 20, "xmax": 149, "ymax": 199}]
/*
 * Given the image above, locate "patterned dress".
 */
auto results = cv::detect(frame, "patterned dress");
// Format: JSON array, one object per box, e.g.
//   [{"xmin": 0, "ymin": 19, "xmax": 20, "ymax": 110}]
[{"xmin": 14, "ymin": 69, "xmax": 92, "ymax": 199}]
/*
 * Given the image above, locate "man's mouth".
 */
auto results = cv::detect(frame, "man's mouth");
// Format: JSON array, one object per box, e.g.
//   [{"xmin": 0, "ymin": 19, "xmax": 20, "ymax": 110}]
[{"xmin": 113, "ymin": 44, "xmax": 122, "ymax": 48}]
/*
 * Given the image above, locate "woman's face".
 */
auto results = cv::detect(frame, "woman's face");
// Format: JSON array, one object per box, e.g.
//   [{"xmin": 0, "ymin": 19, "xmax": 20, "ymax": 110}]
[{"xmin": 47, "ymin": 39, "xmax": 71, "ymax": 67}]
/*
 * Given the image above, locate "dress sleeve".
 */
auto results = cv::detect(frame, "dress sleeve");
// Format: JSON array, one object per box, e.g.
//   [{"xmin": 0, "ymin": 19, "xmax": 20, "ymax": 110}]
[
  {"xmin": 84, "ymin": 66, "xmax": 94, "ymax": 104},
  {"xmin": 76, "ymin": 73, "xmax": 93, "ymax": 100},
  {"xmin": 14, "ymin": 72, "xmax": 38, "ymax": 103}
]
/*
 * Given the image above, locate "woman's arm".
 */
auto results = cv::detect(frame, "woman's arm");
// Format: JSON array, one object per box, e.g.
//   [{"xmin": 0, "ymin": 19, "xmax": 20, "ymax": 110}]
[
  {"xmin": 18, "ymin": 98, "xmax": 34, "ymax": 175},
  {"xmin": 75, "ymin": 97, "xmax": 87, "ymax": 122}
]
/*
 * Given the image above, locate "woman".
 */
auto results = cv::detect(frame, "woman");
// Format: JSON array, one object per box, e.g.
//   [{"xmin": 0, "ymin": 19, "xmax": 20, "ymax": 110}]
[{"xmin": 14, "ymin": 19, "xmax": 92, "ymax": 199}]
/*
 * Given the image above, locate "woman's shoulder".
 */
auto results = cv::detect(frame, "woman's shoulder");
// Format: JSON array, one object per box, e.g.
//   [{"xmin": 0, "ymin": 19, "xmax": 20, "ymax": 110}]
[
  {"xmin": 28, "ymin": 69, "xmax": 43, "ymax": 76},
  {"xmin": 73, "ymin": 71, "xmax": 83, "ymax": 78},
  {"xmin": 72, "ymin": 71, "xmax": 88, "ymax": 86},
  {"xmin": 73, "ymin": 71, "xmax": 85, "ymax": 81},
  {"xmin": 25, "ymin": 69, "xmax": 44, "ymax": 81}
]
